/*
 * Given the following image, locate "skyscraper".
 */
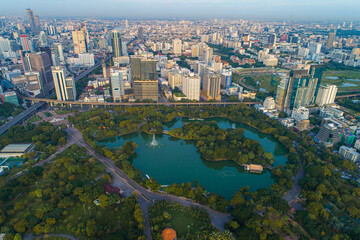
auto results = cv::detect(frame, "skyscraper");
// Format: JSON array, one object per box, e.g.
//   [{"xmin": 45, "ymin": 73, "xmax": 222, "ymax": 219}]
[
  {"xmin": 111, "ymin": 30, "xmax": 122, "ymax": 58},
  {"xmin": 172, "ymin": 39, "xmax": 182, "ymax": 55},
  {"xmin": 72, "ymin": 24, "xmax": 88, "ymax": 54},
  {"xmin": 26, "ymin": 9, "xmax": 36, "ymax": 34},
  {"xmin": 53, "ymin": 43, "xmax": 64, "ymax": 62},
  {"xmin": 220, "ymin": 71, "xmax": 232, "ymax": 89},
  {"xmin": 268, "ymin": 33, "xmax": 276, "ymax": 47},
  {"xmin": 182, "ymin": 74, "xmax": 200, "ymax": 101},
  {"xmin": 29, "ymin": 52, "xmax": 54, "ymax": 94},
  {"xmin": 201, "ymin": 72, "xmax": 221, "ymax": 101},
  {"xmin": 315, "ymin": 84, "xmax": 338, "ymax": 106},
  {"xmin": 52, "ymin": 66, "xmax": 76, "ymax": 101},
  {"xmin": 276, "ymin": 65, "xmax": 324, "ymax": 113},
  {"xmin": 131, "ymin": 56, "xmax": 158, "ymax": 101},
  {"xmin": 110, "ymin": 69, "xmax": 125, "ymax": 102},
  {"xmin": 138, "ymin": 27, "xmax": 144, "ymax": 40},
  {"xmin": 34, "ymin": 16, "xmax": 41, "ymax": 33},
  {"xmin": 326, "ymin": 31, "xmax": 336, "ymax": 49}
]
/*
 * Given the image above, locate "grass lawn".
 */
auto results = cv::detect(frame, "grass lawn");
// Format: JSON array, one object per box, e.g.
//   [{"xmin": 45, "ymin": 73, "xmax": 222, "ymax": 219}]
[
  {"xmin": 166, "ymin": 209, "xmax": 204, "ymax": 236},
  {"xmin": 322, "ymin": 70, "xmax": 360, "ymax": 90},
  {"xmin": 28, "ymin": 115, "xmax": 42, "ymax": 123},
  {"xmin": 55, "ymin": 110, "xmax": 73, "ymax": 115},
  {"xmin": 44, "ymin": 112, "xmax": 53, "ymax": 117},
  {"xmin": 234, "ymin": 73, "xmax": 281, "ymax": 92}
]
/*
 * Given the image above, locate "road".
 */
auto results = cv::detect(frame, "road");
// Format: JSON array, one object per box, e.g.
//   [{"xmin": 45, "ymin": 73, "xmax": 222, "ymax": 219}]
[
  {"xmin": 0, "ymin": 61, "xmax": 102, "ymax": 136},
  {"xmin": 0, "ymin": 102, "xmax": 45, "ymax": 135},
  {"xmin": 65, "ymin": 127, "xmax": 231, "ymax": 239},
  {"xmin": 283, "ymin": 158, "xmax": 304, "ymax": 209},
  {"xmin": 23, "ymin": 233, "xmax": 78, "ymax": 240}
]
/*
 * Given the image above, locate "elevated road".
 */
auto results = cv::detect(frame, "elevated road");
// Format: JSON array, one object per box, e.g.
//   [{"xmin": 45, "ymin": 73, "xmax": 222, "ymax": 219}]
[
  {"xmin": 23, "ymin": 97, "xmax": 259, "ymax": 107},
  {"xmin": 336, "ymin": 93, "xmax": 360, "ymax": 98},
  {"xmin": 0, "ymin": 62, "xmax": 102, "ymax": 136},
  {"xmin": 0, "ymin": 102, "xmax": 45, "ymax": 135}
]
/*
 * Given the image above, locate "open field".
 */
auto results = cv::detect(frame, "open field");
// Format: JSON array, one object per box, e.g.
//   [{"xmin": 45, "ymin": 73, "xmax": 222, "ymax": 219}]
[{"xmin": 322, "ymin": 70, "xmax": 360, "ymax": 90}]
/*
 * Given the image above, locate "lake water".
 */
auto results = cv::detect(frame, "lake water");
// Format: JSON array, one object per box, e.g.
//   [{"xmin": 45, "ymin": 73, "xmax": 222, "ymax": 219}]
[
  {"xmin": 340, "ymin": 82, "xmax": 358, "ymax": 87},
  {"xmin": 100, "ymin": 117, "xmax": 288, "ymax": 199}
]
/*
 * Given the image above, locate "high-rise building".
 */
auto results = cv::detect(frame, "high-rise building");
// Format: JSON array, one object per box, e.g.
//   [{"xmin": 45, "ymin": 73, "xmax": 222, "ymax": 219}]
[
  {"xmin": 26, "ymin": 9, "xmax": 37, "ymax": 34},
  {"xmin": 12, "ymin": 71, "xmax": 43, "ymax": 97},
  {"xmin": 138, "ymin": 27, "xmax": 144, "ymax": 40},
  {"xmin": 201, "ymin": 72, "xmax": 221, "ymax": 101},
  {"xmin": 4, "ymin": 91, "xmax": 19, "ymax": 105},
  {"xmin": 220, "ymin": 71, "xmax": 232, "ymax": 89},
  {"xmin": 172, "ymin": 39, "xmax": 182, "ymax": 55},
  {"xmin": 131, "ymin": 56, "xmax": 158, "ymax": 101},
  {"xmin": 276, "ymin": 65, "xmax": 324, "ymax": 113},
  {"xmin": 326, "ymin": 31, "xmax": 336, "ymax": 49},
  {"xmin": 72, "ymin": 24, "xmax": 88, "ymax": 54},
  {"xmin": 111, "ymin": 30, "xmax": 122, "ymax": 58},
  {"xmin": 39, "ymin": 46, "xmax": 53, "ymax": 66},
  {"xmin": 34, "ymin": 16, "xmax": 41, "ymax": 33},
  {"xmin": 168, "ymin": 70, "xmax": 182, "ymax": 89},
  {"xmin": 191, "ymin": 45, "xmax": 199, "ymax": 57},
  {"xmin": 339, "ymin": 146, "xmax": 360, "ymax": 162},
  {"xmin": 315, "ymin": 84, "xmax": 338, "ymax": 106},
  {"xmin": 39, "ymin": 31, "xmax": 47, "ymax": 46},
  {"xmin": 20, "ymin": 35, "xmax": 33, "ymax": 52},
  {"xmin": 182, "ymin": 74, "xmax": 200, "ymax": 101},
  {"xmin": 125, "ymin": 19, "xmax": 129, "ymax": 29},
  {"xmin": 110, "ymin": 69, "xmax": 125, "ymax": 102},
  {"xmin": 309, "ymin": 43, "xmax": 322, "ymax": 55},
  {"xmin": 29, "ymin": 52, "xmax": 54, "ymax": 94},
  {"xmin": 268, "ymin": 34, "xmax": 276, "ymax": 47},
  {"xmin": 53, "ymin": 43, "xmax": 64, "ymax": 62},
  {"xmin": 52, "ymin": 66, "xmax": 76, "ymax": 101}
]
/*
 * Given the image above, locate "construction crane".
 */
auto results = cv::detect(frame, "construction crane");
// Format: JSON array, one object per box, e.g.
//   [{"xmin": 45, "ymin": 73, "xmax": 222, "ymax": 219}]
[{"xmin": 342, "ymin": 113, "xmax": 359, "ymax": 135}]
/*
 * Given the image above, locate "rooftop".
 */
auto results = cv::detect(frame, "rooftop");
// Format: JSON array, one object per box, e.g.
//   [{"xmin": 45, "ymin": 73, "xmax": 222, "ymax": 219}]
[{"xmin": 0, "ymin": 143, "xmax": 34, "ymax": 153}]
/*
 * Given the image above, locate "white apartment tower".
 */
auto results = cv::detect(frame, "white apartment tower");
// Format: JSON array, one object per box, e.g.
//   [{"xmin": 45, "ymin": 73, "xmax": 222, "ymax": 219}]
[
  {"xmin": 182, "ymin": 74, "xmax": 200, "ymax": 101},
  {"xmin": 172, "ymin": 39, "xmax": 182, "ymax": 55},
  {"xmin": 316, "ymin": 84, "xmax": 338, "ymax": 106},
  {"xmin": 52, "ymin": 66, "xmax": 76, "ymax": 101}
]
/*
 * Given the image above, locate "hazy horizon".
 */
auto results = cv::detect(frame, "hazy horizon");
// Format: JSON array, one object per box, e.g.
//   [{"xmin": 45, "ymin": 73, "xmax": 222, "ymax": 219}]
[{"xmin": 1, "ymin": 0, "xmax": 360, "ymax": 21}]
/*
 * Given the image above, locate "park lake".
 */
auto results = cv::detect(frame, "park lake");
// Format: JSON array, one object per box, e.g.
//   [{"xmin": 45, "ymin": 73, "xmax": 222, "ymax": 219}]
[{"xmin": 99, "ymin": 117, "xmax": 288, "ymax": 200}]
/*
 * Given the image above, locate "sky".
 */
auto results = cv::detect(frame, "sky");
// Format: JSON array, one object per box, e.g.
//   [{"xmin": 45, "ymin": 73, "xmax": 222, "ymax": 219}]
[{"xmin": 1, "ymin": 0, "xmax": 359, "ymax": 21}]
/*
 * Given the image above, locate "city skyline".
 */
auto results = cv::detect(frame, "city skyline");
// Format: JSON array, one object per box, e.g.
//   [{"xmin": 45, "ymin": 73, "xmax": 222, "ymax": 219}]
[{"xmin": 1, "ymin": 0, "xmax": 360, "ymax": 21}]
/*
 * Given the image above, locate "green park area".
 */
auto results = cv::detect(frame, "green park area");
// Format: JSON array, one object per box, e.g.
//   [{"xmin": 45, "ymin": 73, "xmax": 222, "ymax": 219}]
[
  {"xmin": 44, "ymin": 112, "xmax": 53, "ymax": 117},
  {"xmin": 149, "ymin": 200, "xmax": 220, "ymax": 239},
  {"xmin": 322, "ymin": 70, "xmax": 360, "ymax": 90},
  {"xmin": 233, "ymin": 73, "xmax": 282, "ymax": 92},
  {"xmin": 28, "ymin": 115, "xmax": 42, "ymax": 123}
]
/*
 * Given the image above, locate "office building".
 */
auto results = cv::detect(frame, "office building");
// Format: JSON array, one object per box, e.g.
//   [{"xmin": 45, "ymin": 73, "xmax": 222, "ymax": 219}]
[
  {"xmin": 72, "ymin": 24, "xmax": 88, "ymax": 54},
  {"xmin": 309, "ymin": 43, "xmax": 322, "ymax": 55},
  {"xmin": 52, "ymin": 66, "xmax": 76, "ymax": 101},
  {"xmin": 314, "ymin": 123, "xmax": 341, "ymax": 148},
  {"xmin": 34, "ymin": 16, "xmax": 41, "ymax": 33},
  {"xmin": 220, "ymin": 71, "xmax": 232, "ymax": 89},
  {"xmin": 138, "ymin": 27, "xmax": 144, "ymax": 40},
  {"xmin": 12, "ymin": 71, "xmax": 43, "ymax": 97},
  {"xmin": 20, "ymin": 35, "xmax": 33, "ymax": 52},
  {"xmin": 29, "ymin": 52, "xmax": 53, "ymax": 94},
  {"xmin": 111, "ymin": 30, "xmax": 122, "ymax": 58},
  {"xmin": 182, "ymin": 74, "xmax": 200, "ymax": 101},
  {"xmin": 131, "ymin": 56, "xmax": 158, "ymax": 101},
  {"xmin": 339, "ymin": 146, "xmax": 360, "ymax": 162},
  {"xmin": 26, "ymin": 9, "xmax": 37, "ymax": 34},
  {"xmin": 53, "ymin": 43, "xmax": 64, "ymax": 62},
  {"xmin": 276, "ymin": 65, "xmax": 324, "ymax": 113},
  {"xmin": 315, "ymin": 84, "xmax": 338, "ymax": 106},
  {"xmin": 172, "ymin": 39, "xmax": 182, "ymax": 55},
  {"xmin": 5, "ymin": 69, "xmax": 21, "ymax": 82},
  {"xmin": 201, "ymin": 72, "xmax": 221, "ymax": 101},
  {"xmin": 268, "ymin": 34, "xmax": 276, "ymax": 47},
  {"xmin": 110, "ymin": 69, "xmax": 125, "ymax": 102},
  {"xmin": 326, "ymin": 31, "xmax": 336, "ymax": 49}
]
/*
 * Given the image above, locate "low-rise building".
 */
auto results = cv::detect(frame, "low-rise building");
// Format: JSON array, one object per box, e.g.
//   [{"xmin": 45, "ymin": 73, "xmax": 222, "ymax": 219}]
[
  {"xmin": 0, "ymin": 143, "xmax": 35, "ymax": 158},
  {"xmin": 339, "ymin": 146, "xmax": 360, "ymax": 162}
]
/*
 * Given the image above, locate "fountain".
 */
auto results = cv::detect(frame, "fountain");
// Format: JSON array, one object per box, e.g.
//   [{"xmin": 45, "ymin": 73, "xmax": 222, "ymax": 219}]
[
  {"xmin": 232, "ymin": 123, "xmax": 236, "ymax": 129},
  {"xmin": 148, "ymin": 135, "xmax": 160, "ymax": 148}
]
